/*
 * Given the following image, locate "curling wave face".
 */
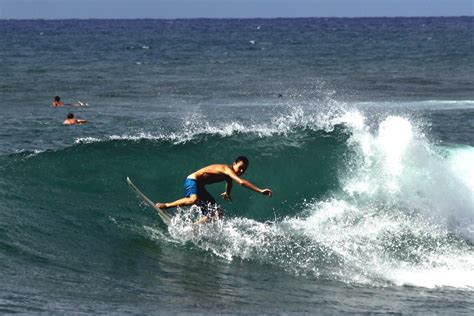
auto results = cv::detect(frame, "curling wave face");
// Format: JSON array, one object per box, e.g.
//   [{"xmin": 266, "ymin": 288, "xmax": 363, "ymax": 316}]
[{"xmin": 1, "ymin": 106, "xmax": 473, "ymax": 290}]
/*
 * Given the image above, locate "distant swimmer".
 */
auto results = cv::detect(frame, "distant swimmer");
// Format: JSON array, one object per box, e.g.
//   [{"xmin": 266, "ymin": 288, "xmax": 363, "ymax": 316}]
[
  {"xmin": 52, "ymin": 96, "xmax": 64, "ymax": 107},
  {"xmin": 63, "ymin": 113, "xmax": 88, "ymax": 125},
  {"xmin": 156, "ymin": 156, "xmax": 272, "ymax": 224},
  {"xmin": 53, "ymin": 96, "xmax": 89, "ymax": 107}
]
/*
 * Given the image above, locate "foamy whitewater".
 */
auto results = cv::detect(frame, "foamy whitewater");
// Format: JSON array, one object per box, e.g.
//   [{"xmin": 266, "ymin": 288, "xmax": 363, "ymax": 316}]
[{"xmin": 1, "ymin": 18, "xmax": 473, "ymax": 314}]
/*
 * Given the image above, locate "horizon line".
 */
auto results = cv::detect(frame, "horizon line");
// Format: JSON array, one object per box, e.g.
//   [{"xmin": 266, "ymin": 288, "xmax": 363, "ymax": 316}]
[{"xmin": 1, "ymin": 15, "xmax": 472, "ymax": 21}]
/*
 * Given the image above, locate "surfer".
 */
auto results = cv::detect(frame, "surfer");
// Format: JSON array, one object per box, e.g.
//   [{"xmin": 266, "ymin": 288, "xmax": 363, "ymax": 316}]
[
  {"xmin": 52, "ymin": 96, "xmax": 64, "ymax": 107},
  {"xmin": 156, "ymin": 156, "xmax": 272, "ymax": 223},
  {"xmin": 63, "ymin": 113, "xmax": 88, "ymax": 125}
]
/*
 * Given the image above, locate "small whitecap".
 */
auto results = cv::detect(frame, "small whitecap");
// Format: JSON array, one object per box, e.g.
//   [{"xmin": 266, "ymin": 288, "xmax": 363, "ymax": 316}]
[{"xmin": 74, "ymin": 137, "xmax": 101, "ymax": 144}]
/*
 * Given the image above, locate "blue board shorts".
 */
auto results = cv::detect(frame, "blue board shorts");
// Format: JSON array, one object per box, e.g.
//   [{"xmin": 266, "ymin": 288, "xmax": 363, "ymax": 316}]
[
  {"xmin": 183, "ymin": 178, "xmax": 199, "ymax": 198},
  {"xmin": 183, "ymin": 178, "xmax": 220, "ymax": 216}
]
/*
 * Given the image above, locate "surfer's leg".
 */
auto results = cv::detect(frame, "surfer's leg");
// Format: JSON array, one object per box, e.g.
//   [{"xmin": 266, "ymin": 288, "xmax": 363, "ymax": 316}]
[
  {"xmin": 156, "ymin": 178, "xmax": 200, "ymax": 209},
  {"xmin": 192, "ymin": 206, "xmax": 223, "ymax": 225},
  {"xmin": 198, "ymin": 186, "xmax": 216, "ymax": 205},
  {"xmin": 193, "ymin": 216, "xmax": 210, "ymax": 225},
  {"xmin": 195, "ymin": 187, "xmax": 223, "ymax": 223},
  {"xmin": 156, "ymin": 194, "xmax": 198, "ymax": 209}
]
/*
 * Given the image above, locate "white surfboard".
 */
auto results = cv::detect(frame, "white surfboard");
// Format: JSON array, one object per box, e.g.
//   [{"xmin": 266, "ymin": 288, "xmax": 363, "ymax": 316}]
[{"xmin": 127, "ymin": 177, "xmax": 171, "ymax": 226}]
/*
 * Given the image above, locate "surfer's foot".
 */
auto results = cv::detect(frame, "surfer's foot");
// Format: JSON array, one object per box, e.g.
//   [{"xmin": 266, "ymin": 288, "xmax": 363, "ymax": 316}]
[
  {"xmin": 155, "ymin": 202, "xmax": 167, "ymax": 209},
  {"xmin": 193, "ymin": 216, "xmax": 210, "ymax": 225}
]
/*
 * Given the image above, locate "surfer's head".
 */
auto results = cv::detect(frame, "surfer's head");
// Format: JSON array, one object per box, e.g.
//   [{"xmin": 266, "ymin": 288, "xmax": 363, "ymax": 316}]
[
  {"xmin": 233, "ymin": 156, "xmax": 248, "ymax": 176},
  {"xmin": 54, "ymin": 96, "xmax": 61, "ymax": 102},
  {"xmin": 67, "ymin": 113, "xmax": 74, "ymax": 119}
]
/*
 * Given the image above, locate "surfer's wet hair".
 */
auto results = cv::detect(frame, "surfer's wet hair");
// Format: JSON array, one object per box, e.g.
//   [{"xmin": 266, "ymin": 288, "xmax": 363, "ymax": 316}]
[
  {"xmin": 67, "ymin": 113, "xmax": 74, "ymax": 119},
  {"xmin": 54, "ymin": 96, "xmax": 61, "ymax": 101},
  {"xmin": 235, "ymin": 156, "xmax": 249, "ymax": 166}
]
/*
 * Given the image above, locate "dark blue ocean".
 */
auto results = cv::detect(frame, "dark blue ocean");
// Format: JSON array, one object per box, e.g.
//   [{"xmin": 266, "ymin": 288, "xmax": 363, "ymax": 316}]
[{"xmin": 0, "ymin": 17, "xmax": 473, "ymax": 314}]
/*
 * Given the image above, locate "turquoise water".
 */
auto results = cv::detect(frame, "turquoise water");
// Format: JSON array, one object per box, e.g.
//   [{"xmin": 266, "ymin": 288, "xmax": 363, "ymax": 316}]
[{"xmin": 1, "ymin": 18, "xmax": 473, "ymax": 314}]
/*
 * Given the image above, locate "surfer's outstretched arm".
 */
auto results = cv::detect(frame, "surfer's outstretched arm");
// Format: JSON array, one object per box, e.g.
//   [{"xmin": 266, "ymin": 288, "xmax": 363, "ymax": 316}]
[
  {"xmin": 239, "ymin": 178, "xmax": 272, "ymax": 197},
  {"xmin": 224, "ymin": 168, "xmax": 272, "ymax": 197}
]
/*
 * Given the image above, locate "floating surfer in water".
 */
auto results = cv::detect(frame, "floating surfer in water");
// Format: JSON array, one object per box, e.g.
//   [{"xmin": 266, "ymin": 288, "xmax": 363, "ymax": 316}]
[
  {"xmin": 63, "ymin": 113, "xmax": 88, "ymax": 125},
  {"xmin": 156, "ymin": 156, "xmax": 272, "ymax": 224},
  {"xmin": 53, "ymin": 95, "xmax": 88, "ymax": 107},
  {"xmin": 52, "ymin": 96, "xmax": 64, "ymax": 107}
]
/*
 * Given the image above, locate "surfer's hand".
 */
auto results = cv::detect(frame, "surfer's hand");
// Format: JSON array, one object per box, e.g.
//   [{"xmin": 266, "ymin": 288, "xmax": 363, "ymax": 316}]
[
  {"xmin": 221, "ymin": 192, "xmax": 231, "ymax": 201},
  {"xmin": 261, "ymin": 189, "xmax": 272, "ymax": 197}
]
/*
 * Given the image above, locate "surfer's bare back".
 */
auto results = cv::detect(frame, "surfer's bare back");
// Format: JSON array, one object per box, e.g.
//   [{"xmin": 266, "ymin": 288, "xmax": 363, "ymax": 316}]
[{"xmin": 156, "ymin": 156, "xmax": 272, "ymax": 223}]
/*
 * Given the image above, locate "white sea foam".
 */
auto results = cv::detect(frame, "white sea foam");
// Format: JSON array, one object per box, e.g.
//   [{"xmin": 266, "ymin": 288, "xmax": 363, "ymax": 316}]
[
  {"xmin": 13, "ymin": 149, "xmax": 46, "ymax": 157},
  {"xmin": 354, "ymin": 99, "xmax": 474, "ymax": 110},
  {"xmin": 306, "ymin": 113, "xmax": 473, "ymax": 288},
  {"xmin": 75, "ymin": 137, "xmax": 102, "ymax": 144},
  {"xmin": 292, "ymin": 197, "xmax": 474, "ymax": 289},
  {"xmin": 447, "ymin": 146, "xmax": 474, "ymax": 192},
  {"xmin": 75, "ymin": 132, "xmax": 171, "ymax": 144}
]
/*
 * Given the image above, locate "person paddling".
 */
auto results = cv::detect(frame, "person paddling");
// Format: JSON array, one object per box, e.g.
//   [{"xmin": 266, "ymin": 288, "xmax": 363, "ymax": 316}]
[{"xmin": 63, "ymin": 113, "xmax": 88, "ymax": 125}]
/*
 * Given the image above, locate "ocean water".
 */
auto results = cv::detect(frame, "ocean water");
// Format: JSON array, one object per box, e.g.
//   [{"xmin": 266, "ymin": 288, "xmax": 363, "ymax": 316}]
[{"xmin": 0, "ymin": 17, "xmax": 473, "ymax": 314}]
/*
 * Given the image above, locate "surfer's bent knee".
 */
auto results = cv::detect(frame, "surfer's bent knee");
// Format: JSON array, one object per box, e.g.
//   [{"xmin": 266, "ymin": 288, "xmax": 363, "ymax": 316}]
[{"xmin": 188, "ymin": 195, "xmax": 198, "ymax": 204}]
